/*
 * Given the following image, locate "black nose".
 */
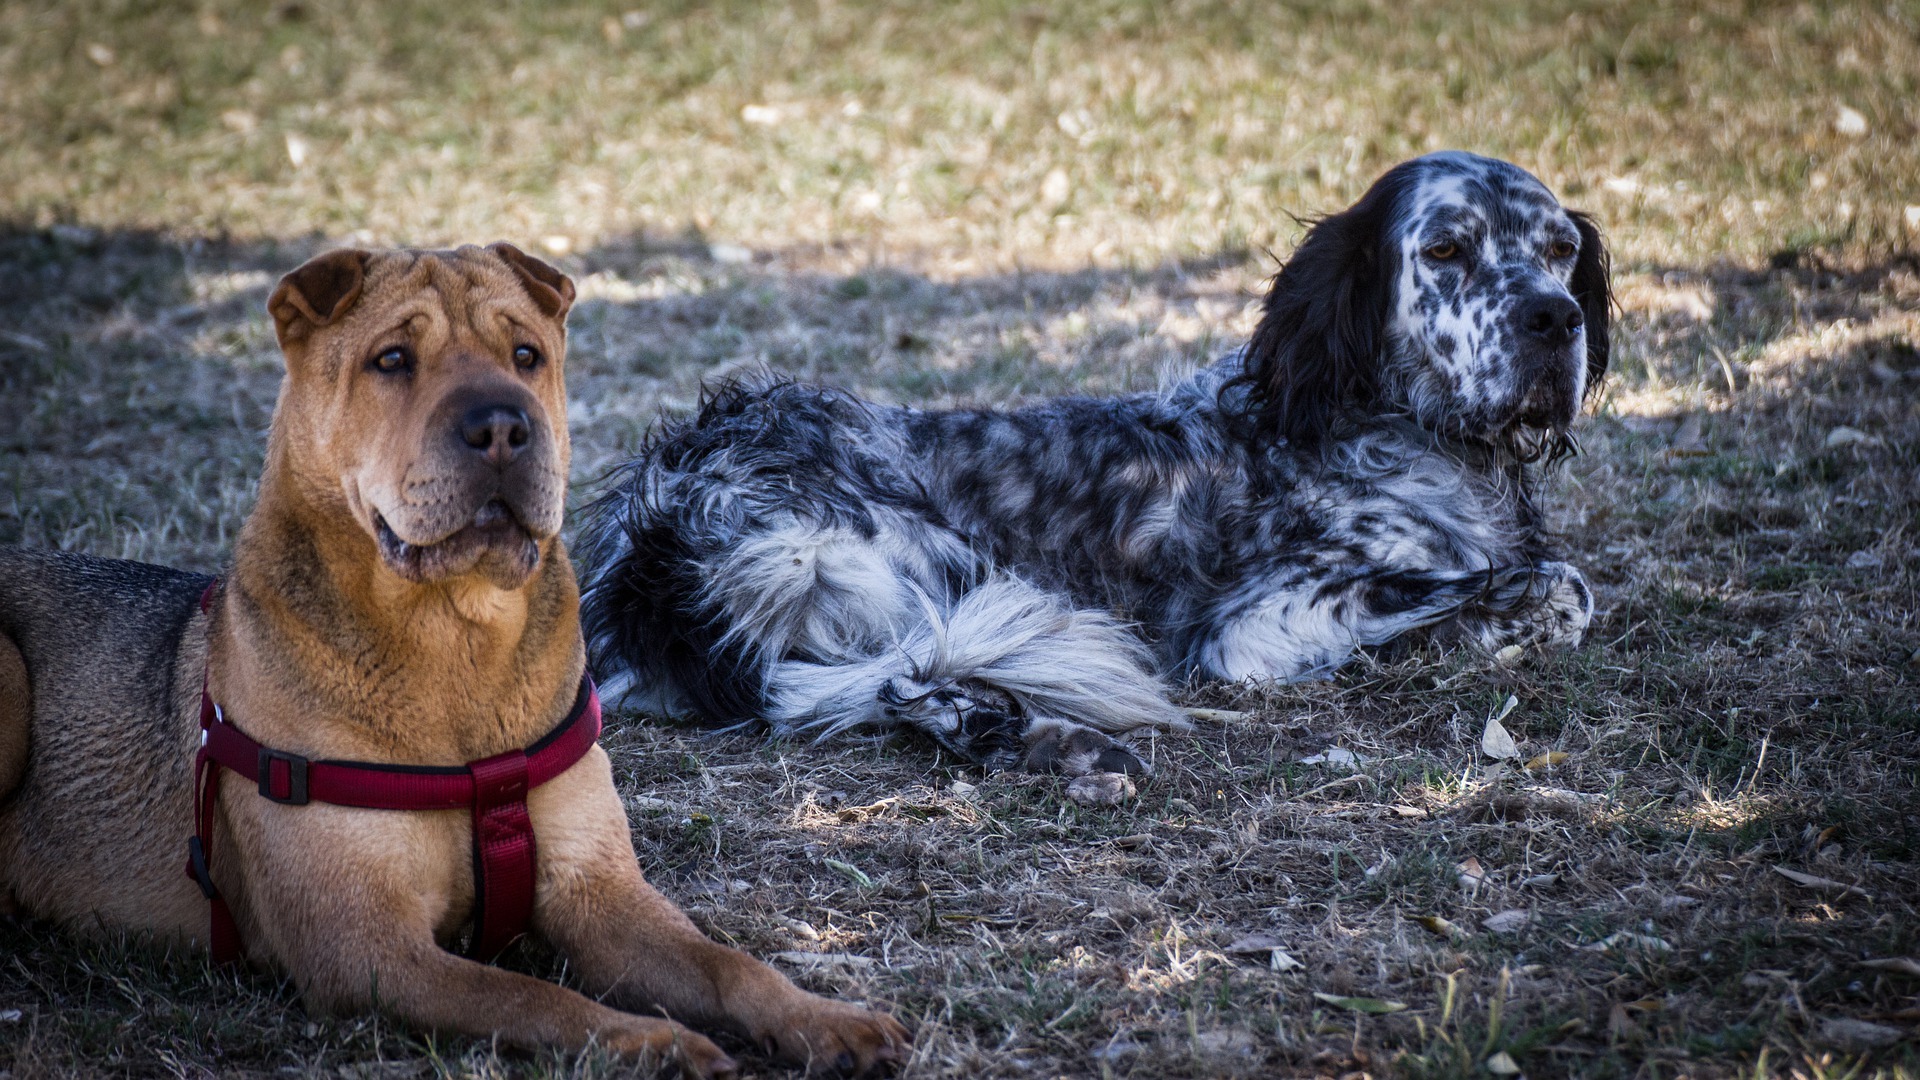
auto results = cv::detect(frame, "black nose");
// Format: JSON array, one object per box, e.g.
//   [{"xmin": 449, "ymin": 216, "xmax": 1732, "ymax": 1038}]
[
  {"xmin": 459, "ymin": 403, "xmax": 531, "ymax": 465},
  {"xmin": 1516, "ymin": 294, "xmax": 1584, "ymax": 345}
]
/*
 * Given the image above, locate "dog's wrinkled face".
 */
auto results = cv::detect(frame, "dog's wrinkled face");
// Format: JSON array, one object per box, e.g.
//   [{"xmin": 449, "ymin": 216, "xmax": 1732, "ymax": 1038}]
[
  {"xmin": 1383, "ymin": 153, "xmax": 1597, "ymax": 443},
  {"xmin": 268, "ymin": 244, "xmax": 576, "ymax": 590}
]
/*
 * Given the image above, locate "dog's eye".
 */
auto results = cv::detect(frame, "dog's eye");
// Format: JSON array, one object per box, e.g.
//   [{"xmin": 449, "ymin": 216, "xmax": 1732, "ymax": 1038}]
[
  {"xmin": 370, "ymin": 346, "xmax": 411, "ymax": 374},
  {"xmin": 1548, "ymin": 239, "xmax": 1577, "ymax": 259},
  {"xmin": 513, "ymin": 345, "xmax": 541, "ymax": 370},
  {"xmin": 1424, "ymin": 241, "xmax": 1459, "ymax": 261}
]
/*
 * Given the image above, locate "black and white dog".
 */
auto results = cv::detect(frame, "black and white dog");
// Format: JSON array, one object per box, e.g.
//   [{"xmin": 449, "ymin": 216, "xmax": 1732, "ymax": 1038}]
[{"xmin": 578, "ymin": 152, "xmax": 1611, "ymax": 775}]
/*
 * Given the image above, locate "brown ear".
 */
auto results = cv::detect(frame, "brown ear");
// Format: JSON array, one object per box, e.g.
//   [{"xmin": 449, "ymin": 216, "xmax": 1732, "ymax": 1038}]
[
  {"xmin": 489, "ymin": 242, "xmax": 575, "ymax": 322},
  {"xmin": 269, "ymin": 249, "xmax": 369, "ymax": 347}
]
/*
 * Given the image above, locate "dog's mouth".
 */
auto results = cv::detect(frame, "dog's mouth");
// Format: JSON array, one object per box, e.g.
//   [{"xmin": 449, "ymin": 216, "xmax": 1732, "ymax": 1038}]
[{"xmin": 372, "ymin": 499, "xmax": 540, "ymax": 584}]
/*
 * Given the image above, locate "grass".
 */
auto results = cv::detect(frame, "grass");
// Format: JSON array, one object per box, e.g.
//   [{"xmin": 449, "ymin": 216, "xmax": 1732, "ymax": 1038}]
[{"xmin": 3, "ymin": 0, "xmax": 1919, "ymax": 1076}]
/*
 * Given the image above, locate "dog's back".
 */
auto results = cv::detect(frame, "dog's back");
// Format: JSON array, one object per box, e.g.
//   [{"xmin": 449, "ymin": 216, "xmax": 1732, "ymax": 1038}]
[{"xmin": 0, "ymin": 547, "xmax": 209, "ymax": 932}]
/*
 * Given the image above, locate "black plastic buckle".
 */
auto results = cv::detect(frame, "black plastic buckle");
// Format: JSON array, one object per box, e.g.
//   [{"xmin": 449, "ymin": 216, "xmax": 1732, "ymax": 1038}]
[
  {"xmin": 187, "ymin": 836, "xmax": 218, "ymax": 899},
  {"xmin": 257, "ymin": 748, "xmax": 310, "ymax": 805}
]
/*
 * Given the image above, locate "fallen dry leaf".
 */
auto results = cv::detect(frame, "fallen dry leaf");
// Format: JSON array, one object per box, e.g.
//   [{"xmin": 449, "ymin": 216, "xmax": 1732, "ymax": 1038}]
[
  {"xmin": 1859, "ymin": 957, "xmax": 1920, "ymax": 978},
  {"xmin": 1485, "ymin": 1051, "xmax": 1521, "ymax": 1075},
  {"xmin": 1582, "ymin": 931, "xmax": 1673, "ymax": 953},
  {"xmin": 1414, "ymin": 915, "xmax": 1466, "ymax": 940},
  {"xmin": 1457, "ymin": 857, "xmax": 1486, "ymax": 890},
  {"xmin": 1388, "ymin": 803, "xmax": 1428, "ymax": 818},
  {"xmin": 1524, "ymin": 751, "xmax": 1568, "ymax": 770},
  {"xmin": 1298, "ymin": 746, "xmax": 1361, "ymax": 767},
  {"xmin": 1225, "ymin": 932, "xmax": 1285, "ymax": 955},
  {"xmin": 1773, "ymin": 865, "xmax": 1873, "ymax": 901},
  {"xmin": 1312, "ymin": 992, "xmax": 1407, "ymax": 1014},
  {"xmin": 1482, "ymin": 696, "xmax": 1521, "ymax": 760},
  {"xmin": 1221, "ymin": 933, "xmax": 1305, "ymax": 971},
  {"xmin": 1482, "ymin": 909, "xmax": 1531, "ymax": 933},
  {"xmin": 1818, "ymin": 1017, "xmax": 1904, "ymax": 1051}
]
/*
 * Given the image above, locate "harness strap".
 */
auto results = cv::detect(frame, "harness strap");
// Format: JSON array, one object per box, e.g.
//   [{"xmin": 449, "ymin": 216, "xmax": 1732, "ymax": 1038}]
[{"xmin": 185, "ymin": 578, "xmax": 602, "ymax": 965}]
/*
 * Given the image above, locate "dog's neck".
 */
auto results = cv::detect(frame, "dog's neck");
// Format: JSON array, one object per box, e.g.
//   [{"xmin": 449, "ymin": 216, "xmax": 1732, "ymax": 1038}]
[{"xmin": 211, "ymin": 459, "xmax": 585, "ymax": 762}]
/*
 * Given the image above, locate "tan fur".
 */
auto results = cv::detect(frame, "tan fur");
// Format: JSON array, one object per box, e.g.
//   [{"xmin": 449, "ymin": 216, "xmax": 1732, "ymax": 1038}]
[{"xmin": 0, "ymin": 245, "xmax": 907, "ymax": 1078}]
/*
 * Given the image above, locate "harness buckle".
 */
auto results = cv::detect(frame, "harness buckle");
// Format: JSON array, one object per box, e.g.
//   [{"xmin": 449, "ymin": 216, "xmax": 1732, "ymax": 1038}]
[
  {"xmin": 187, "ymin": 836, "xmax": 218, "ymax": 899},
  {"xmin": 257, "ymin": 748, "xmax": 311, "ymax": 805}
]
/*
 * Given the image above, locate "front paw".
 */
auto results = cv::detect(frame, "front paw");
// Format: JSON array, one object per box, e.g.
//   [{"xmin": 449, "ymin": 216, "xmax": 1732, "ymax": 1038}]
[
  {"xmin": 1021, "ymin": 717, "xmax": 1151, "ymax": 777},
  {"xmin": 606, "ymin": 1020, "xmax": 739, "ymax": 1079},
  {"xmin": 757, "ymin": 996, "xmax": 912, "ymax": 1075},
  {"xmin": 1479, "ymin": 561, "xmax": 1593, "ymax": 652}
]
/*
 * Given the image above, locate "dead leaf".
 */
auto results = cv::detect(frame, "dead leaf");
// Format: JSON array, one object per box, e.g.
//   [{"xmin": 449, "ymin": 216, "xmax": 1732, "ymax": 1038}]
[
  {"xmin": 1066, "ymin": 772, "xmax": 1137, "ymax": 807},
  {"xmin": 1414, "ymin": 915, "xmax": 1466, "ymax": 940},
  {"xmin": 1522, "ymin": 873, "xmax": 1560, "ymax": 888},
  {"xmin": 1824, "ymin": 425, "xmax": 1882, "ymax": 449},
  {"xmin": 1773, "ymin": 865, "xmax": 1873, "ymax": 901},
  {"xmin": 1457, "ymin": 857, "xmax": 1486, "ymax": 890},
  {"xmin": 1485, "ymin": 1051, "xmax": 1521, "ymax": 1075},
  {"xmin": 1268, "ymin": 949, "xmax": 1304, "ymax": 972},
  {"xmin": 1299, "ymin": 746, "xmax": 1361, "ymax": 767},
  {"xmin": 1389, "ymin": 804, "xmax": 1429, "ymax": 819},
  {"xmin": 1313, "ymin": 992, "xmax": 1407, "ymax": 1014},
  {"xmin": 1582, "ymin": 931, "xmax": 1672, "ymax": 953},
  {"xmin": 1859, "ymin": 957, "xmax": 1920, "ymax": 978},
  {"xmin": 1524, "ymin": 751, "xmax": 1568, "ymax": 770},
  {"xmin": 1482, "ymin": 696, "xmax": 1521, "ymax": 760},
  {"xmin": 1608, "ymin": 1003, "xmax": 1640, "ymax": 1041},
  {"xmin": 1224, "ymin": 934, "xmax": 1303, "ymax": 971},
  {"xmin": 821, "ymin": 858, "xmax": 874, "ymax": 889},
  {"xmin": 1482, "ymin": 909, "xmax": 1531, "ymax": 933},
  {"xmin": 1818, "ymin": 1017, "xmax": 1904, "ymax": 1051},
  {"xmin": 1225, "ymin": 932, "xmax": 1286, "ymax": 955},
  {"xmin": 1494, "ymin": 644, "xmax": 1525, "ymax": 666}
]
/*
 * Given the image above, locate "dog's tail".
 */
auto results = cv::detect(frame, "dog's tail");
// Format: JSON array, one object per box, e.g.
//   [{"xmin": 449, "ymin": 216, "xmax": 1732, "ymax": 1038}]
[
  {"xmin": 762, "ymin": 574, "xmax": 1193, "ymax": 741},
  {"xmin": 0, "ymin": 631, "xmax": 29, "ymax": 799}
]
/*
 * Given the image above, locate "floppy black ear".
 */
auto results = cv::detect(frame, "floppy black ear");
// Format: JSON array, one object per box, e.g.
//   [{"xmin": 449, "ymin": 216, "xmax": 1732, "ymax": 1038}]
[
  {"xmin": 1569, "ymin": 211, "xmax": 1611, "ymax": 394},
  {"xmin": 1231, "ymin": 169, "xmax": 1408, "ymax": 451}
]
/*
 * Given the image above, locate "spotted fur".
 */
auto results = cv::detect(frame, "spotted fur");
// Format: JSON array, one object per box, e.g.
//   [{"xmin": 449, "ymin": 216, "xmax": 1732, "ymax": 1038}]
[{"xmin": 578, "ymin": 153, "xmax": 1611, "ymax": 773}]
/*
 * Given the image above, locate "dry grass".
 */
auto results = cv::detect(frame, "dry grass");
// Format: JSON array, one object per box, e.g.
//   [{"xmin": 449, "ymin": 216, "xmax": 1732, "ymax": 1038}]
[{"xmin": 3, "ymin": 1, "xmax": 1919, "ymax": 1077}]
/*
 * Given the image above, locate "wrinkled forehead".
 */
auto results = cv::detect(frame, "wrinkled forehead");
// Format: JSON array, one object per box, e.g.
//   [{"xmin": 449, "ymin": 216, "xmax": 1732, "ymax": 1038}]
[
  {"xmin": 1396, "ymin": 154, "xmax": 1570, "ymax": 241},
  {"xmin": 348, "ymin": 249, "xmax": 542, "ymax": 347}
]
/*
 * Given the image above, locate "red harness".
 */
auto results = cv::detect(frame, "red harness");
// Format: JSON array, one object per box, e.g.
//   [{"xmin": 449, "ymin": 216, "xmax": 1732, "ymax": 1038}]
[{"xmin": 185, "ymin": 582, "xmax": 603, "ymax": 964}]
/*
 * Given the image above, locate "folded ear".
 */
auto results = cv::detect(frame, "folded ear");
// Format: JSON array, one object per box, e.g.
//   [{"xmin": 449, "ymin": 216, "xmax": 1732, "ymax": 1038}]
[
  {"xmin": 269, "ymin": 249, "xmax": 369, "ymax": 349},
  {"xmin": 1569, "ymin": 211, "xmax": 1612, "ymax": 394},
  {"xmin": 489, "ymin": 242, "xmax": 575, "ymax": 322},
  {"xmin": 1228, "ymin": 165, "xmax": 1411, "ymax": 451}
]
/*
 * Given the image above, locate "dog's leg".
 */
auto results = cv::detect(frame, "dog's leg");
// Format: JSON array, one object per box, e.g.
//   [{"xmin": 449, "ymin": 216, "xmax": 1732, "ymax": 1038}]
[
  {"xmin": 0, "ymin": 632, "xmax": 28, "ymax": 799},
  {"xmin": 765, "ymin": 576, "xmax": 1187, "ymax": 774},
  {"xmin": 533, "ymin": 755, "xmax": 911, "ymax": 1073},
  {"xmin": 1191, "ymin": 562, "xmax": 1590, "ymax": 681},
  {"xmin": 245, "ymin": 819, "xmax": 739, "ymax": 1077}
]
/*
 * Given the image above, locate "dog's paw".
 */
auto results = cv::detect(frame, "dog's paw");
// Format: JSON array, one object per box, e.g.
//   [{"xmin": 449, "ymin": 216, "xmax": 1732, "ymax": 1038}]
[
  {"xmin": 756, "ymin": 996, "xmax": 912, "ymax": 1075},
  {"xmin": 1478, "ymin": 561, "xmax": 1592, "ymax": 653},
  {"xmin": 607, "ymin": 1019, "xmax": 738, "ymax": 1079},
  {"xmin": 1021, "ymin": 717, "xmax": 1151, "ymax": 777},
  {"xmin": 879, "ymin": 677, "xmax": 1027, "ymax": 772}
]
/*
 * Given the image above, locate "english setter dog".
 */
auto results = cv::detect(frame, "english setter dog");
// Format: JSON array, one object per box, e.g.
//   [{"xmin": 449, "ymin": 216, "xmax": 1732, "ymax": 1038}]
[{"xmin": 578, "ymin": 152, "xmax": 1611, "ymax": 775}]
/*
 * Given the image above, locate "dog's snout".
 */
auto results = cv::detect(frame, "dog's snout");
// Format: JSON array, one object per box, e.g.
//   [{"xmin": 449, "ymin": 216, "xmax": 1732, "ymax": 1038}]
[
  {"xmin": 459, "ymin": 403, "xmax": 532, "ymax": 465},
  {"xmin": 1516, "ymin": 294, "xmax": 1583, "ymax": 346}
]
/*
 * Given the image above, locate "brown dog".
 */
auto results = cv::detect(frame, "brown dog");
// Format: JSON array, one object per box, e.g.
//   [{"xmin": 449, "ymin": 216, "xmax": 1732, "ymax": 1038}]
[{"xmin": 0, "ymin": 244, "xmax": 908, "ymax": 1077}]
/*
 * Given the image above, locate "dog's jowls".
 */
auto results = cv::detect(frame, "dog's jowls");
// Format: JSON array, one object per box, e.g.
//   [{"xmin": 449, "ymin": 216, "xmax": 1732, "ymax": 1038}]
[
  {"xmin": 0, "ymin": 245, "xmax": 907, "ymax": 1079},
  {"xmin": 578, "ymin": 152, "xmax": 1612, "ymax": 774}
]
